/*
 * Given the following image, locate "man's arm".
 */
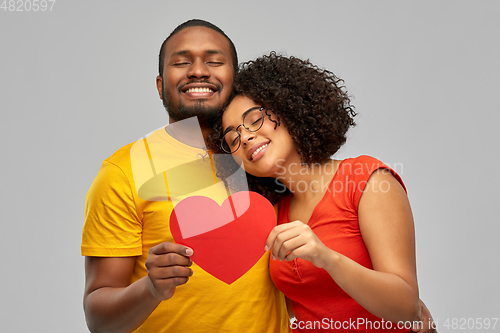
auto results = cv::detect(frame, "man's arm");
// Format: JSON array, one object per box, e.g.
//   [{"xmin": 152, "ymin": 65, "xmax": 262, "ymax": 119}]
[{"xmin": 83, "ymin": 243, "xmax": 193, "ymax": 333}]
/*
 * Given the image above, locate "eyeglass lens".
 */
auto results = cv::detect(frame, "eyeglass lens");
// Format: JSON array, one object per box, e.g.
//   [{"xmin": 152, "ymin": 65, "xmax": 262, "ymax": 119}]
[{"xmin": 222, "ymin": 108, "xmax": 264, "ymax": 153}]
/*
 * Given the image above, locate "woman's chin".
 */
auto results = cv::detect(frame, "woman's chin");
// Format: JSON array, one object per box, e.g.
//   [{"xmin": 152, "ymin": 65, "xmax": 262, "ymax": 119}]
[{"xmin": 244, "ymin": 163, "xmax": 279, "ymax": 179}]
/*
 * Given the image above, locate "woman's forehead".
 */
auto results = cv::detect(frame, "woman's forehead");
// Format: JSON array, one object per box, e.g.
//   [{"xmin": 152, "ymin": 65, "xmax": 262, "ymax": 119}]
[{"xmin": 224, "ymin": 96, "xmax": 258, "ymax": 120}]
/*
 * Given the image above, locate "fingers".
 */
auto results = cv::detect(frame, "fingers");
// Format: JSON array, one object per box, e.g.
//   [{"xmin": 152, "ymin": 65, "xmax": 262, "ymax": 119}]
[
  {"xmin": 266, "ymin": 221, "xmax": 314, "ymax": 261},
  {"xmin": 274, "ymin": 228, "xmax": 307, "ymax": 260},
  {"xmin": 415, "ymin": 300, "xmax": 437, "ymax": 333},
  {"xmin": 145, "ymin": 242, "xmax": 195, "ymax": 300},
  {"xmin": 150, "ymin": 242, "xmax": 193, "ymax": 257},
  {"xmin": 149, "ymin": 251, "xmax": 193, "ymax": 267},
  {"xmin": 265, "ymin": 222, "xmax": 332, "ymax": 268},
  {"xmin": 411, "ymin": 300, "xmax": 423, "ymax": 332},
  {"xmin": 148, "ymin": 265, "xmax": 193, "ymax": 282},
  {"xmin": 265, "ymin": 221, "xmax": 303, "ymax": 252}
]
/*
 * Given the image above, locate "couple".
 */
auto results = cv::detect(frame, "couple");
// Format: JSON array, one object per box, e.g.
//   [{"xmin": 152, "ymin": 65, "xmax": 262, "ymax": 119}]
[{"xmin": 82, "ymin": 19, "xmax": 435, "ymax": 332}]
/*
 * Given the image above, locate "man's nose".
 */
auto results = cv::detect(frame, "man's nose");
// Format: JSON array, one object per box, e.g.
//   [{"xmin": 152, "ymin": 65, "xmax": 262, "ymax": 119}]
[{"xmin": 187, "ymin": 60, "xmax": 210, "ymax": 79}]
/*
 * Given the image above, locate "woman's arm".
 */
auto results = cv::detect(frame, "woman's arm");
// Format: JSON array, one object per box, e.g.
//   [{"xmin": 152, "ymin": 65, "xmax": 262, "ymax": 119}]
[
  {"xmin": 266, "ymin": 169, "xmax": 419, "ymax": 323},
  {"xmin": 353, "ymin": 168, "xmax": 419, "ymax": 322}
]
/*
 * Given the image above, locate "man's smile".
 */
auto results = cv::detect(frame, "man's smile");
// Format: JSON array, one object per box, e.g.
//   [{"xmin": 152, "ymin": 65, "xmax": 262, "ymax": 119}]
[{"xmin": 180, "ymin": 82, "xmax": 220, "ymax": 99}]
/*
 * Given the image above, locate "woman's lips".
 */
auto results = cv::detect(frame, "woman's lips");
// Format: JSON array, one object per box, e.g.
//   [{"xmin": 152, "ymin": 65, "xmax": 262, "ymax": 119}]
[{"xmin": 248, "ymin": 142, "xmax": 269, "ymax": 161}]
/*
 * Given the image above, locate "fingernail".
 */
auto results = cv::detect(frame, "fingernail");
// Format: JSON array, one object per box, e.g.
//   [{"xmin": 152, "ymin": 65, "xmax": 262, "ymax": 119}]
[
  {"xmin": 272, "ymin": 255, "xmax": 276, "ymax": 260},
  {"xmin": 190, "ymin": 269, "xmax": 194, "ymax": 276},
  {"xmin": 186, "ymin": 248, "xmax": 194, "ymax": 256},
  {"xmin": 264, "ymin": 245, "xmax": 269, "ymax": 252}
]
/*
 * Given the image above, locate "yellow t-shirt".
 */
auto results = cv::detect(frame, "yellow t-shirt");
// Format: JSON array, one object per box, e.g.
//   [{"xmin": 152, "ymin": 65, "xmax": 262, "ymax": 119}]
[{"xmin": 82, "ymin": 126, "xmax": 290, "ymax": 332}]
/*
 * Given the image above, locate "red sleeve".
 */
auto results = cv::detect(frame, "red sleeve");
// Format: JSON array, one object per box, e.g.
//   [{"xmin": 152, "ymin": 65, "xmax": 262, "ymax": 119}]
[{"xmin": 338, "ymin": 155, "xmax": 406, "ymax": 213}]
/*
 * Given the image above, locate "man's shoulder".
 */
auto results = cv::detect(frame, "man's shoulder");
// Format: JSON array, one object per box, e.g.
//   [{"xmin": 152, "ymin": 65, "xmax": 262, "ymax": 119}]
[
  {"xmin": 104, "ymin": 141, "xmax": 136, "ymax": 165},
  {"xmin": 104, "ymin": 127, "xmax": 167, "ymax": 167},
  {"xmin": 94, "ymin": 142, "xmax": 135, "ymax": 177}
]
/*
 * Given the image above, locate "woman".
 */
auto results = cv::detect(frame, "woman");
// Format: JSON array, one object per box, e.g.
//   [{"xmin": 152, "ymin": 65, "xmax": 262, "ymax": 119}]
[{"xmin": 208, "ymin": 53, "xmax": 423, "ymax": 332}]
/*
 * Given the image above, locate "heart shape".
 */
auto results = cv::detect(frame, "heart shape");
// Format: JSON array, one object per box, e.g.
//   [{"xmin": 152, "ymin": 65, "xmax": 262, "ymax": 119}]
[{"xmin": 170, "ymin": 191, "xmax": 276, "ymax": 284}]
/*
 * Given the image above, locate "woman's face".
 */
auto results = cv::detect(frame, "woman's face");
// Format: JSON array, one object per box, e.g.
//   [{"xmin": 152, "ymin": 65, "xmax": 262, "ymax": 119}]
[{"xmin": 221, "ymin": 95, "xmax": 299, "ymax": 178}]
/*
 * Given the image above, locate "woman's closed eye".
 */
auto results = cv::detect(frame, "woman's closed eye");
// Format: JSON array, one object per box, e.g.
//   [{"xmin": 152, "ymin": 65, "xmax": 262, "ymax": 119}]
[{"xmin": 252, "ymin": 118, "xmax": 262, "ymax": 126}]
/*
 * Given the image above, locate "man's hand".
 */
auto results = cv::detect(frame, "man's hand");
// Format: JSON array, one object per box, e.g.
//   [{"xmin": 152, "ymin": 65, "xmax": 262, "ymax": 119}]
[
  {"xmin": 412, "ymin": 299, "xmax": 437, "ymax": 332},
  {"xmin": 145, "ymin": 242, "xmax": 194, "ymax": 300}
]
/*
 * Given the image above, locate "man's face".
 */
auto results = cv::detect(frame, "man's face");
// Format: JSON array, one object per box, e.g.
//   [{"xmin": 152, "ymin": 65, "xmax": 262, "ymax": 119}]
[{"xmin": 157, "ymin": 26, "xmax": 235, "ymax": 127}]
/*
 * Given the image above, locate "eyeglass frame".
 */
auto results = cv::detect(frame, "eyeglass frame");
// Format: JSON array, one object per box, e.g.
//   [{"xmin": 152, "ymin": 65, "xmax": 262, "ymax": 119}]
[{"xmin": 220, "ymin": 106, "xmax": 267, "ymax": 154}]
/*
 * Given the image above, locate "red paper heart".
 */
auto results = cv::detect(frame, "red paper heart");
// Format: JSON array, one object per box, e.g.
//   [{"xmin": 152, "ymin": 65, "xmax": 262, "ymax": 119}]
[{"xmin": 170, "ymin": 191, "xmax": 276, "ymax": 284}]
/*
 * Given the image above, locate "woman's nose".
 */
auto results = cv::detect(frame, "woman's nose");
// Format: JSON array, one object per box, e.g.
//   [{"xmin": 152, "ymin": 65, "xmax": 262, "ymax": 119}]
[{"xmin": 240, "ymin": 128, "xmax": 256, "ymax": 145}]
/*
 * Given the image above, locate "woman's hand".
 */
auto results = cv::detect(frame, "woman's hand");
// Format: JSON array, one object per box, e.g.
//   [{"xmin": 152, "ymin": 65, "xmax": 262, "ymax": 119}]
[{"xmin": 265, "ymin": 220, "xmax": 334, "ymax": 269}]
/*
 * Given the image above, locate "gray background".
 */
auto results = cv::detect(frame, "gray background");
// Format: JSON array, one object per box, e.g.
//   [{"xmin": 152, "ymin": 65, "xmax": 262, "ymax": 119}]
[{"xmin": 1, "ymin": 0, "xmax": 499, "ymax": 332}]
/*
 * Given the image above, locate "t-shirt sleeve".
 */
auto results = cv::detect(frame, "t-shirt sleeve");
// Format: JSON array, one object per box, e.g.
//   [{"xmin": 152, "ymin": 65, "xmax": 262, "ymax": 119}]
[
  {"xmin": 345, "ymin": 155, "xmax": 406, "ymax": 213},
  {"xmin": 81, "ymin": 160, "xmax": 143, "ymax": 257}
]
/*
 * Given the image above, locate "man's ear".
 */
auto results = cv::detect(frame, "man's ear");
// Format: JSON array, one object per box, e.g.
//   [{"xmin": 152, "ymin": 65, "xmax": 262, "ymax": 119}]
[{"xmin": 156, "ymin": 75, "xmax": 163, "ymax": 100}]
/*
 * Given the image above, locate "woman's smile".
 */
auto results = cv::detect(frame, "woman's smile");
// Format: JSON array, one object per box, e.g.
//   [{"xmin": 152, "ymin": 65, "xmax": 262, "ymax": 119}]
[
  {"xmin": 247, "ymin": 141, "xmax": 269, "ymax": 161},
  {"xmin": 222, "ymin": 95, "xmax": 299, "ymax": 178}
]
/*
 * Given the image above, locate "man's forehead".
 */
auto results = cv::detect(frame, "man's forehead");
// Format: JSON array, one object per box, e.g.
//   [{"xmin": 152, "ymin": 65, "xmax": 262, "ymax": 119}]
[
  {"xmin": 172, "ymin": 49, "xmax": 226, "ymax": 57},
  {"xmin": 164, "ymin": 26, "xmax": 231, "ymax": 59}
]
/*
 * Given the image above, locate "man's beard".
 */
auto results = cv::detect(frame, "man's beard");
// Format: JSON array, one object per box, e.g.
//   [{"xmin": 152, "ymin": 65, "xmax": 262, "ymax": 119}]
[{"xmin": 162, "ymin": 88, "xmax": 220, "ymax": 129}]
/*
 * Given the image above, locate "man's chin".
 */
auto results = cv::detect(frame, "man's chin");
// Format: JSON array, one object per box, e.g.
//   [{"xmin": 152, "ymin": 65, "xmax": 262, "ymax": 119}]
[{"xmin": 165, "ymin": 102, "xmax": 220, "ymax": 129}]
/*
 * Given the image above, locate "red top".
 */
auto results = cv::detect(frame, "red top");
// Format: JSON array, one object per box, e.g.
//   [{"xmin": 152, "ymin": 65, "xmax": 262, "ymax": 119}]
[{"xmin": 270, "ymin": 155, "xmax": 410, "ymax": 332}]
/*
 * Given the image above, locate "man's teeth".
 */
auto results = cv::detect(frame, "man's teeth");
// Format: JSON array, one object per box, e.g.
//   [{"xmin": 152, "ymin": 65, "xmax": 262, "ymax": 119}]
[
  {"xmin": 251, "ymin": 144, "xmax": 268, "ymax": 158},
  {"xmin": 185, "ymin": 87, "xmax": 214, "ymax": 93}
]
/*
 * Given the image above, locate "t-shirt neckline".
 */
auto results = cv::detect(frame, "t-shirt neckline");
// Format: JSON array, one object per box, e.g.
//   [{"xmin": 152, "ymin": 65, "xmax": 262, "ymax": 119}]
[{"xmin": 284, "ymin": 158, "xmax": 348, "ymax": 225}]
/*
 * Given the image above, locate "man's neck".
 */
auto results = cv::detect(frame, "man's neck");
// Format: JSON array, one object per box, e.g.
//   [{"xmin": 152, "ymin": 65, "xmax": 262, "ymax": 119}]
[{"xmin": 166, "ymin": 116, "xmax": 210, "ymax": 149}]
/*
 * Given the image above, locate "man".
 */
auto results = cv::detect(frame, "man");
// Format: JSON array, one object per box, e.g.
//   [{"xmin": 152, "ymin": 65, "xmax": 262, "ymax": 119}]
[
  {"xmin": 82, "ymin": 19, "xmax": 290, "ymax": 333},
  {"xmin": 82, "ymin": 19, "xmax": 436, "ymax": 333}
]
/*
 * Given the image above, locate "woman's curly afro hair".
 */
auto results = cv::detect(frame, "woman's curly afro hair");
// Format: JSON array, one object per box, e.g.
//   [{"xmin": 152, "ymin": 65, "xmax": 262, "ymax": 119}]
[{"xmin": 208, "ymin": 52, "xmax": 356, "ymax": 204}]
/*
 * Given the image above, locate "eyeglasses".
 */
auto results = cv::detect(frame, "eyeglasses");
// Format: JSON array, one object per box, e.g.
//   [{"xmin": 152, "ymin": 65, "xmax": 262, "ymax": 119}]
[{"xmin": 221, "ymin": 106, "xmax": 265, "ymax": 154}]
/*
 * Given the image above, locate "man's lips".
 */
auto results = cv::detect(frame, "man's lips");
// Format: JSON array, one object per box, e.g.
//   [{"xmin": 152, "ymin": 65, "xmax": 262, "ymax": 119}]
[
  {"xmin": 184, "ymin": 87, "xmax": 215, "ymax": 93},
  {"xmin": 180, "ymin": 82, "xmax": 219, "ymax": 94},
  {"xmin": 247, "ymin": 141, "xmax": 270, "ymax": 161}
]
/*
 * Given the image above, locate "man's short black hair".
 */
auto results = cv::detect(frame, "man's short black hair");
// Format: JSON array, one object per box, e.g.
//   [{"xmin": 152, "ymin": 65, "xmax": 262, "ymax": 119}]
[{"xmin": 158, "ymin": 19, "xmax": 238, "ymax": 78}]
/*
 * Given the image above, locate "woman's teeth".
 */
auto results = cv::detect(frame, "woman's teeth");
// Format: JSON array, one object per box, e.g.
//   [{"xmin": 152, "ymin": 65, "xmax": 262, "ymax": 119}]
[{"xmin": 251, "ymin": 144, "xmax": 268, "ymax": 159}]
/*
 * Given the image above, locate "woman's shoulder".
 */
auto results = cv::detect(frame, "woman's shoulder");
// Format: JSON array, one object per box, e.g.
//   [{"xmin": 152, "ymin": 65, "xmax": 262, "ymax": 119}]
[
  {"xmin": 339, "ymin": 155, "xmax": 383, "ymax": 165},
  {"xmin": 336, "ymin": 155, "xmax": 386, "ymax": 175},
  {"xmin": 337, "ymin": 155, "xmax": 406, "ymax": 192}
]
